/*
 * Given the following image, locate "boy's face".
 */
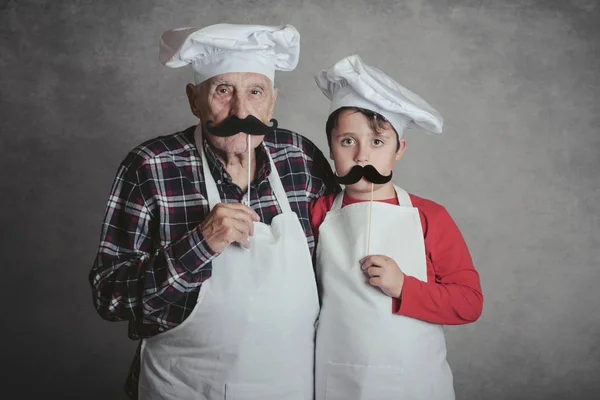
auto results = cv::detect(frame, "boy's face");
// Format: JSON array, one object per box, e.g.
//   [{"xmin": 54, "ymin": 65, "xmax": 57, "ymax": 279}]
[{"xmin": 330, "ymin": 109, "xmax": 406, "ymax": 195}]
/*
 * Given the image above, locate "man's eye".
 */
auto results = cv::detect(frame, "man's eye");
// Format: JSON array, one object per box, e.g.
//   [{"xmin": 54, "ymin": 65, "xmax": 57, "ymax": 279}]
[
  {"xmin": 251, "ymin": 90, "xmax": 261, "ymax": 95},
  {"xmin": 373, "ymin": 139, "xmax": 384, "ymax": 146}
]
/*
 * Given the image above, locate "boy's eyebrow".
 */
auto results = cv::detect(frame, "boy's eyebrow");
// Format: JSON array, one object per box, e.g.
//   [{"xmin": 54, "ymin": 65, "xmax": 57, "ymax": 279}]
[
  {"xmin": 332, "ymin": 130, "xmax": 356, "ymax": 137},
  {"xmin": 373, "ymin": 130, "xmax": 395, "ymax": 138},
  {"xmin": 332, "ymin": 130, "xmax": 393, "ymax": 137}
]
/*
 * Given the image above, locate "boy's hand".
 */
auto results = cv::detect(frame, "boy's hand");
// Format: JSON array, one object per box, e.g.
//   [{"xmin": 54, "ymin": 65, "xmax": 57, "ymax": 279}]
[{"xmin": 360, "ymin": 255, "xmax": 405, "ymax": 298}]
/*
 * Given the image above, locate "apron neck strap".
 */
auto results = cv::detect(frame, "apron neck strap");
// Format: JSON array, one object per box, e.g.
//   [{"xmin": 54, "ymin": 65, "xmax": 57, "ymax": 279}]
[
  {"xmin": 331, "ymin": 190, "xmax": 345, "ymax": 210},
  {"xmin": 195, "ymin": 125, "xmax": 292, "ymax": 214},
  {"xmin": 393, "ymin": 185, "xmax": 413, "ymax": 207},
  {"xmin": 265, "ymin": 152, "xmax": 292, "ymax": 213}
]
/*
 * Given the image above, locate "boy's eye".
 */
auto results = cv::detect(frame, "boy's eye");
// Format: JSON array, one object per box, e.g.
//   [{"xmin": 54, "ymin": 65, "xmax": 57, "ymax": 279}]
[
  {"xmin": 341, "ymin": 138, "xmax": 355, "ymax": 146},
  {"xmin": 373, "ymin": 139, "xmax": 384, "ymax": 146}
]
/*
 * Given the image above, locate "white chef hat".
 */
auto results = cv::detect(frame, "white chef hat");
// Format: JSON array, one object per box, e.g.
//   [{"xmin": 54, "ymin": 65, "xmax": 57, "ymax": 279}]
[
  {"xmin": 159, "ymin": 23, "xmax": 300, "ymax": 84},
  {"xmin": 315, "ymin": 54, "xmax": 443, "ymax": 137}
]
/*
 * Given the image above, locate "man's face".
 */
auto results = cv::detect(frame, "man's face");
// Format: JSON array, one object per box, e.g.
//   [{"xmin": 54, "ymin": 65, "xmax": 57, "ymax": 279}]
[
  {"xmin": 330, "ymin": 109, "xmax": 406, "ymax": 195},
  {"xmin": 187, "ymin": 72, "xmax": 278, "ymax": 156}
]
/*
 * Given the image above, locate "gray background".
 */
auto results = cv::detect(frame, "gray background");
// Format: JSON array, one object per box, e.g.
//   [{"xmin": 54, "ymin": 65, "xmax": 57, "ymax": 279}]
[{"xmin": 1, "ymin": 0, "xmax": 599, "ymax": 399}]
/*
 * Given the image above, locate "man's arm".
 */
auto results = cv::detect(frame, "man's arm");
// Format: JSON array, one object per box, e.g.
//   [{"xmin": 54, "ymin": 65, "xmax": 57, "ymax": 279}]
[
  {"xmin": 307, "ymin": 140, "xmax": 341, "ymax": 198},
  {"xmin": 88, "ymin": 158, "xmax": 218, "ymax": 329},
  {"xmin": 304, "ymin": 140, "xmax": 339, "ymax": 268}
]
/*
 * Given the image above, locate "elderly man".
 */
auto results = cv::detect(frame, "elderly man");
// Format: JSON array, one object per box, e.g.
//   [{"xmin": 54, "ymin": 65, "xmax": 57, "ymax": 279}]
[{"xmin": 89, "ymin": 23, "xmax": 339, "ymax": 399}]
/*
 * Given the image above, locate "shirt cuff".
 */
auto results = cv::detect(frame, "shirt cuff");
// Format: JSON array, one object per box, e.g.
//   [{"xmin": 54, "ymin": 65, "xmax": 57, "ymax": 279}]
[
  {"xmin": 169, "ymin": 227, "xmax": 219, "ymax": 274},
  {"xmin": 392, "ymin": 275, "xmax": 419, "ymax": 315}
]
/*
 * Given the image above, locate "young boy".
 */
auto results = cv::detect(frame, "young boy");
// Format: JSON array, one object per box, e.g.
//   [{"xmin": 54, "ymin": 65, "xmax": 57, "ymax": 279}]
[{"xmin": 311, "ymin": 54, "xmax": 483, "ymax": 400}]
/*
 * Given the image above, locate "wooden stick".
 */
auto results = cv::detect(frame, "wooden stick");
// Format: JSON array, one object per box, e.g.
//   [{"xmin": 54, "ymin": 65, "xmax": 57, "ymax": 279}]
[
  {"xmin": 246, "ymin": 134, "xmax": 251, "ymax": 207},
  {"xmin": 366, "ymin": 182, "xmax": 374, "ymax": 255}
]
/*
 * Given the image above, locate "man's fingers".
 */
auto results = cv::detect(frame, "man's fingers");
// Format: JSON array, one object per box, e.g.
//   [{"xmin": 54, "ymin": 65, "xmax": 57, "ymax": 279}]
[
  {"xmin": 215, "ymin": 202, "xmax": 260, "ymax": 222},
  {"xmin": 230, "ymin": 211, "xmax": 256, "ymax": 237},
  {"xmin": 366, "ymin": 266, "xmax": 381, "ymax": 277},
  {"xmin": 234, "ymin": 221, "xmax": 251, "ymax": 240},
  {"xmin": 214, "ymin": 203, "xmax": 258, "ymax": 236},
  {"xmin": 214, "ymin": 222, "xmax": 250, "ymax": 250},
  {"xmin": 229, "ymin": 219, "xmax": 251, "ymax": 241},
  {"xmin": 202, "ymin": 202, "xmax": 260, "ymax": 252}
]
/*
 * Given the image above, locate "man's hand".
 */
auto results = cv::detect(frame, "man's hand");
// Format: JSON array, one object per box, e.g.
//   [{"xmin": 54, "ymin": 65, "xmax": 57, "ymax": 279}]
[
  {"xmin": 360, "ymin": 255, "xmax": 405, "ymax": 298},
  {"xmin": 200, "ymin": 203, "xmax": 260, "ymax": 253}
]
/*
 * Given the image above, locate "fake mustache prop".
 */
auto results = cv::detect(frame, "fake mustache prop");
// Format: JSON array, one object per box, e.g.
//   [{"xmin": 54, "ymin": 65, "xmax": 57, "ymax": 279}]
[
  {"xmin": 204, "ymin": 115, "xmax": 278, "ymax": 209},
  {"xmin": 336, "ymin": 165, "xmax": 393, "ymax": 185},
  {"xmin": 205, "ymin": 115, "xmax": 278, "ymax": 137}
]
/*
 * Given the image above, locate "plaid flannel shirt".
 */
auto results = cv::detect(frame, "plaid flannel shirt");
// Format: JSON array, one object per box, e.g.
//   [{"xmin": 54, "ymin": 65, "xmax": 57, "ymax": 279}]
[{"xmin": 89, "ymin": 125, "xmax": 339, "ymax": 398}]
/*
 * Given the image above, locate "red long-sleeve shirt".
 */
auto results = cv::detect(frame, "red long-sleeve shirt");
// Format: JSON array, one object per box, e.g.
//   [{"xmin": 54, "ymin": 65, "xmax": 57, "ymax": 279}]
[{"xmin": 310, "ymin": 192, "xmax": 483, "ymax": 325}]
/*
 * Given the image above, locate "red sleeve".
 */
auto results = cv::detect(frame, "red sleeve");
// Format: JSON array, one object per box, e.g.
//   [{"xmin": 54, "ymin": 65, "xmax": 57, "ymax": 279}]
[
  {"xmin": 392, "ymin": 195, "xmax": 483, "ymax": 325},
  {"xmin": 309, "ymin": 193, "xmax": 337, "ymax": 243}
]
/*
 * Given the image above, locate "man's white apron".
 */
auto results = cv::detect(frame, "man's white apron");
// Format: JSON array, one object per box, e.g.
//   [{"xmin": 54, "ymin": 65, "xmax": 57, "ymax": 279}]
[
  {"xmin": 138, "ymin": 131, "xmax": 319, "ymax": 400},
  {"xmin": 315, "ymin": 186, "xmax": 454, "ymax": 400}
]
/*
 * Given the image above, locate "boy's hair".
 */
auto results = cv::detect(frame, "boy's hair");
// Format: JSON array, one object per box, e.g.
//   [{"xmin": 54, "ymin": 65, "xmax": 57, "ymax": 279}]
[{"xmin": 325, "ymin": 107, "xmax": 400, "ymax": 151}]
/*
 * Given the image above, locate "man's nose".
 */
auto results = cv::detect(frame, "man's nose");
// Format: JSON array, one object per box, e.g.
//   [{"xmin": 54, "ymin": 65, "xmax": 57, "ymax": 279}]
[{"xmin": 230, "ymin": 93, "xmax": 250, "ymax": 119}]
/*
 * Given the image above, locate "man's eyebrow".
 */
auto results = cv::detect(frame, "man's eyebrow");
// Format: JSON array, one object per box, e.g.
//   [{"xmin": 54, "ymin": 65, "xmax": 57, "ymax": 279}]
[
  {"xmin": 210, "ymin": 80, "xmax": 268, "ymax": 90},
  {"xmin": 247, "ymin": 82, "xmax": 267, "ymax": 90},
  {"xmin": 211, "ymin": 79, "xmax": 231, "ymax": 87}
]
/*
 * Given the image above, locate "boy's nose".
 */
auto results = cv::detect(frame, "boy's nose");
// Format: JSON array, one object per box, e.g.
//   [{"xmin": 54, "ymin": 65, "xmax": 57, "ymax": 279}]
[{"xmin": 355, "ymin": 146, "xmax": 370, "ymax": 164}]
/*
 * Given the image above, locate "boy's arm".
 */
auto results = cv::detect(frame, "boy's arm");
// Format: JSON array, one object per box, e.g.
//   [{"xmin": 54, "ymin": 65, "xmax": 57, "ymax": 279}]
[{"xmin": 393, "ymin": 205, "xmax": 483, "ymax": 325}]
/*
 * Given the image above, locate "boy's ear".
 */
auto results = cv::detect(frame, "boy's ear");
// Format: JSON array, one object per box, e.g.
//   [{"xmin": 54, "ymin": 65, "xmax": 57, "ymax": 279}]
[{"xmin": 395, "ymin": 138, "xmax": 407, "ymax": 161}]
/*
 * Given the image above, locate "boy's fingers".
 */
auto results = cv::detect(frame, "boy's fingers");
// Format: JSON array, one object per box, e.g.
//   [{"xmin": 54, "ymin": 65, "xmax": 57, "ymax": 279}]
[{"xmin": 368, "ymin": 277, "xmax": 381, "ymax": 286}]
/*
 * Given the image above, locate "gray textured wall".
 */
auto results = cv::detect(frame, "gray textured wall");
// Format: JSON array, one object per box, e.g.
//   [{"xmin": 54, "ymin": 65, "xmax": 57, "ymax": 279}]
[{"xmin": 2, "ymin": 0, "xmax": 599, "ymax": 399}]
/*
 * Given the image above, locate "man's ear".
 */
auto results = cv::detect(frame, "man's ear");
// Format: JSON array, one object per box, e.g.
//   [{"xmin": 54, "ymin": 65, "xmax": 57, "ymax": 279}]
[
  {"xmin": 395, "ymin": 138, "xmax": 407, "ymax": 161},
  {"xmin": 186, "ymin": 83, "xmax": 201, "ymax": 119}
]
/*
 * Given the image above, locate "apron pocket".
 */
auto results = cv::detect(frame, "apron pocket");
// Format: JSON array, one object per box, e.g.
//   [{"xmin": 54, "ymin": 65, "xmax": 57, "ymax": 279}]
[
  {"xmin": 225, "ymin": 381, "xmax": 305, "ymax": 400},
  {"xmin": 325, "ymin": 362, "xmax": 404, "ymax": 400}
]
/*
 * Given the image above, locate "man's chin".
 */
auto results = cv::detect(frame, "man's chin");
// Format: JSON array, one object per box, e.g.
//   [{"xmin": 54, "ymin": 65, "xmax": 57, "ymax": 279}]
[{"xmin": 219, "ymin": 135, "xmax": 266, "ymax": 154}]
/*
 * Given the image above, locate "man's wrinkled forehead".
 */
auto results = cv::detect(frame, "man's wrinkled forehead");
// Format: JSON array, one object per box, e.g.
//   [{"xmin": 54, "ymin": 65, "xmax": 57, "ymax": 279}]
[{"xmin": 202, "ymin": 72, "xmax": 274, "ymax": 91}]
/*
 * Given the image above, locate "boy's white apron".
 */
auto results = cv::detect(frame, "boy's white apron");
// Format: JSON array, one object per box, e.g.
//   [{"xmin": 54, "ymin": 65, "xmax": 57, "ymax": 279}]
[{"xmin": 315, "ymin": 186, "xmax": 454, "ymax": 400}]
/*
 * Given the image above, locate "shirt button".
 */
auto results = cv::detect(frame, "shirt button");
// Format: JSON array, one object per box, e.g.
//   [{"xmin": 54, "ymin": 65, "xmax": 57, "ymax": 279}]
[{"xmin": 217, "ymin": 180, "xmax": 222, "ymax": 184}]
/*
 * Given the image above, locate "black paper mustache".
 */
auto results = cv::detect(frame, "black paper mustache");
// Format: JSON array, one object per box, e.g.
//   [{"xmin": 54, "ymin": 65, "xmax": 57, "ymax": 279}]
[
  {"xmin": 336, "ymin": 164, "xmax": 393, "ymax": 185},
  {"xmin": 205, "ymin": 115, "xmax": 278, "ymax": 137}
]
